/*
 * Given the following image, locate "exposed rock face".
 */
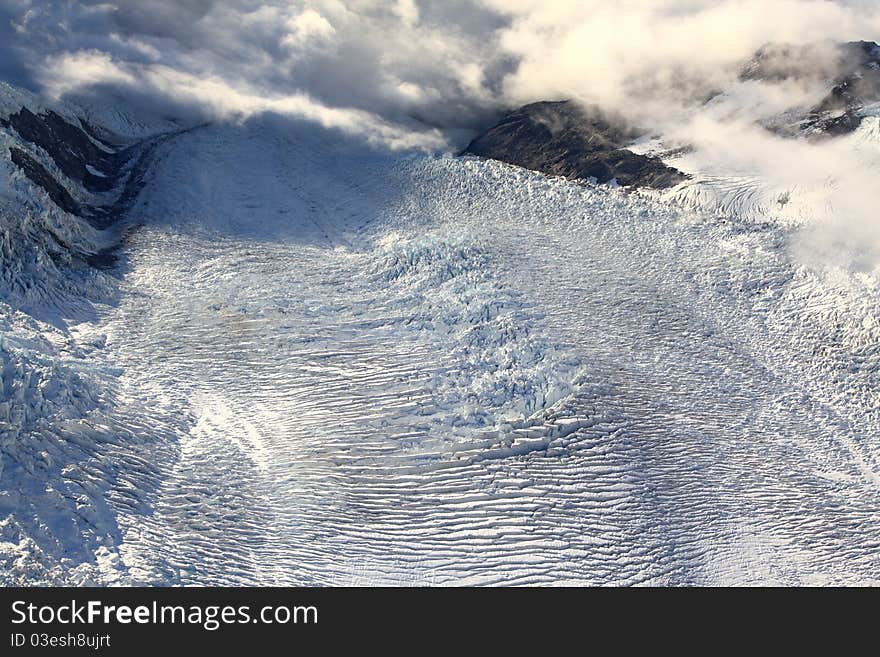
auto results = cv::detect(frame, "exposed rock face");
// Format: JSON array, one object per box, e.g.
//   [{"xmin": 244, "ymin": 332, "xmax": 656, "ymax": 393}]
[
  {"xmin": 742, "ymin": 41, "xmax": 880, "ymax": 137},
  {"xmin": 8, "ymin": 146, "xmax": 82, "ymax": 215},
  {"xmin": 2, "ymin": 107, "xmax": 177, "ymax": 236},
  {"xmin": 3, "ymin": 108, "xmax": 118, "ymax": 192},
  {"xmin": 463, "ymin": 101, "xmax": 686, "ymax": 189},
  {"xmin": 810, "ymin": 42, "xmax": 880, "ymax": 135}
]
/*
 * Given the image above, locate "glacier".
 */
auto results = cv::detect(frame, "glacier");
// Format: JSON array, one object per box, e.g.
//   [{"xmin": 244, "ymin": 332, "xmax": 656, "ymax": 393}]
[{"xmin": 1, "ymin": 88, "xmax": 879, "ymax": 585}]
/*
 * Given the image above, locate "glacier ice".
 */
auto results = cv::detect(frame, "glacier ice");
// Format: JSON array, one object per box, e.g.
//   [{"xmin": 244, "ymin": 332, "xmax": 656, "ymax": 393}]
[{"xmin": 1, "ymin": 93, "xmax": 879, "ymax": 585}]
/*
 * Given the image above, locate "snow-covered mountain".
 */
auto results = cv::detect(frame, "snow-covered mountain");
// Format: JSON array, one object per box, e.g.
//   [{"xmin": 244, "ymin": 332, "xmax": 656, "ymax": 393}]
[{"xmin": 1, "ymin": 40, "xmax": 879, "ymax": 585}]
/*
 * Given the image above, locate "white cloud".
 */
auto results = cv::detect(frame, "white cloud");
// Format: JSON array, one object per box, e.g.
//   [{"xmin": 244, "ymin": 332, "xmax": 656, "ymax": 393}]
[
  {"xmin": 394, "ymin": 0, "xmax": 420, "ymax": 27},
  {"xmin": 39, "ymin": 50, "xmax": 135, "ymax": 97},
  {"xmin": 282, "ymin": 9, "xmax": 336, "ymax": 51},
  {"xmin": 488, "ymin": 0, "xmax": 880, "ymax": 117}
]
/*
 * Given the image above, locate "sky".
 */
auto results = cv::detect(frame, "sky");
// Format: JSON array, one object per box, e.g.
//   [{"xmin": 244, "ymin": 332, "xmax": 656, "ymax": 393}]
[{"xmin": 0, "ymin": 1, "xmax": 878, "ymax": 140}]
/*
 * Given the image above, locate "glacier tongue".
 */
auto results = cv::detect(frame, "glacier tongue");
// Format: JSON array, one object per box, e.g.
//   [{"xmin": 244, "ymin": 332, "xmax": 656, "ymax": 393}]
[{"xmin": 2, "ymin": 112, "xmax": 880, "ymax": 585}]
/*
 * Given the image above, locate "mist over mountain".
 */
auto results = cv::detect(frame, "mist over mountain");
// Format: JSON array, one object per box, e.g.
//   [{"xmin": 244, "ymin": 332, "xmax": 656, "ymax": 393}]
[{"xmin": 0, "ymin": 2, "xmax": 876, "ymax": 135}]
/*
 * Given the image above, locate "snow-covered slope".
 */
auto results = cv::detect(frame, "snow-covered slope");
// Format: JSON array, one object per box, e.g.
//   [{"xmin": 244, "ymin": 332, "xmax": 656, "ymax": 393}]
[
  {"xmin": 0, "ymin": 85, "xmax": 180, "ymax": 583},
  {"xmin": 1, "ymin": 88, "xmax": 879, "ymax": 585}
]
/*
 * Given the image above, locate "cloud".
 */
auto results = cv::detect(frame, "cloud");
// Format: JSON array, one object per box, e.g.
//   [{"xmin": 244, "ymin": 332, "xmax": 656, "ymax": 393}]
[
  {"xmin": 2, "ymin": 2, "xmax": 877, "ymax": 136},
  {"xmin": 39, "ymin": 50, "xmax": 136, "ymax": 96},
  {"xmin": 0, "ymin": 1, "xmax": 517, "ymax": 146},
  {"xmin": 38, "ymin": 48, "xmax": 447, "ymax": 150},
  {"xmin": 281, "ymin": 9, "xmax": 336, "ymax": 51},
  {"xmin": 488, "ymin": 1, "xmax": 880, "ymax": 117}
]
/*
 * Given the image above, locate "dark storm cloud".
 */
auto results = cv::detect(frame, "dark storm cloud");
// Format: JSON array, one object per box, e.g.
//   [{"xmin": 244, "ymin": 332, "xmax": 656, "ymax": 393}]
[
  {"xmin": 0, "ymin": 1, "xmax": 513, "ymax": 136},
  {"xmin": 0, "ymin": 2, "xmax": 30, "ymax": 86},
  {"xmin": 0, "ymin": 1, "xmax": 878, "ymax": 148},
  {"xmin": 100, "ymin": 0, "xmax": 216, "ymax": 38}
]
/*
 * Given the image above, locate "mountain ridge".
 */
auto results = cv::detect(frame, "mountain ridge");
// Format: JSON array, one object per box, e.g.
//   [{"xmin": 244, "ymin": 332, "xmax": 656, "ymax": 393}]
[{"xmin": 462, "ymin": 100, "xmax": 687, "ymax": 189}]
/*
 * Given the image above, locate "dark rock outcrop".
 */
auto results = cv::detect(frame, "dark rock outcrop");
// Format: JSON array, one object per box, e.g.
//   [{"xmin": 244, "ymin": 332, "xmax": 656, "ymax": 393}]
[
  {"xmin": 2, "ymin": 106, "xmax": 186, "ymax": 268},
  {"xmin": 809, "ymin": 42, "xmax": 880, "ymax": 135},
  {"xmin": 462, "ymin": 101, "xmax": 686, "ymax": 189},
  {"xmin": 3, "ymin": 108, "xmax": 180, "ymax": 230},
  {"xmin": 3, "ymin": 108, "xmax": 118, "ymax": 192},
  {"xmin": 9, "ymin": 146, "xmax": 82, "ymax": 215}
]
